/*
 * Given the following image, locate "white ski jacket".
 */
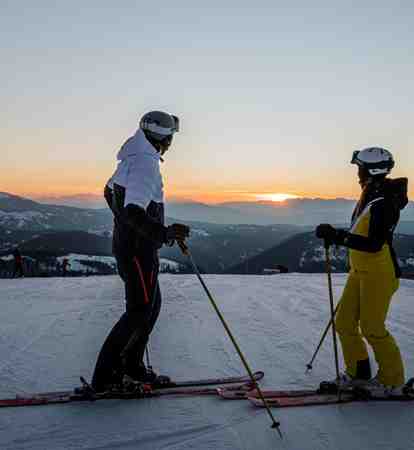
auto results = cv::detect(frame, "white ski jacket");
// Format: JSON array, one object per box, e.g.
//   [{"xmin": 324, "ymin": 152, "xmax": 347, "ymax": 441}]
[{"xmin": 107, "ymin": 129, "xmax": 164, "ymax": 210}]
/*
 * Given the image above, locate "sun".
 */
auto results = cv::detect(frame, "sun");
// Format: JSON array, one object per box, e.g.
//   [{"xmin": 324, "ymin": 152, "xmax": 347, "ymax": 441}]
[{"xmin": 255, "ymin": 193, "xmax": 300, "ymax": 202}]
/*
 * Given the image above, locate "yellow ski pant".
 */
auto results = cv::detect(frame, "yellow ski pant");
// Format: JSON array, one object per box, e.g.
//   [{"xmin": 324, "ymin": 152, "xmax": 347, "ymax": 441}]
[{"xmin": 335, "ymin": 270, "xmax": 405, "ymax": 386}]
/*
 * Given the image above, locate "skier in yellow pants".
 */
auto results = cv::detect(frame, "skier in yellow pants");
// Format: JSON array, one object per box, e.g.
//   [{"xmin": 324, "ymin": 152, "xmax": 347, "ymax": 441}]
[{"xmin": 316, "ymin": 147, "xmax": 408, "ymax": 396}]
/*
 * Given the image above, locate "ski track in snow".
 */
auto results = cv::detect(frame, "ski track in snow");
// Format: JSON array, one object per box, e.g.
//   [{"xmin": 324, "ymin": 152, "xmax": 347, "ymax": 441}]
[{"xmin": 0, "ymin": 274, "xmax": 414, "ymax": 449}]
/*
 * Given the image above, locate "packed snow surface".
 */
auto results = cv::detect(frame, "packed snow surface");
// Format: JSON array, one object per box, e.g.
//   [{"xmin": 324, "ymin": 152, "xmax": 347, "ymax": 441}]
[{"xmin": 1, "ymin": 274, "xmax": 414, "ymax": 450}]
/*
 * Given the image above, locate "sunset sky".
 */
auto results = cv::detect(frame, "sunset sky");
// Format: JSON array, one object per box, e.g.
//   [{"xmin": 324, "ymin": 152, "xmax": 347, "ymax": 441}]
[{"xmin": 2, "ymin": 1, "xmax": 414, "ymax": 204}]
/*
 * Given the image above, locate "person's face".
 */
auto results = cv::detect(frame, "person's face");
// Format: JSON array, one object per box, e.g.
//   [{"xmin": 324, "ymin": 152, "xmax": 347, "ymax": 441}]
[
  {"xmin": 158, "ymin": 135, "xmax": 173, "ymax": 155},
  {"xmin": 358, "ymin": 166, "xmax": 370, "ymax": 187}
]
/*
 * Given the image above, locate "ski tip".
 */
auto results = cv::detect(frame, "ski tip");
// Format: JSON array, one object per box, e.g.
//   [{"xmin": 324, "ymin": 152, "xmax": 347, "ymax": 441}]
[{"xmin": 272, "ymin": 423, "xmax": 283, "ymax": 439}]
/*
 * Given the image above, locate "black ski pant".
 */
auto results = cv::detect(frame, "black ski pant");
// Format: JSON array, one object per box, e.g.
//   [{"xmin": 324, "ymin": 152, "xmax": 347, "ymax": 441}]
[
  {"xmin": 91, "ymin": 252, "xmax": 161, "ymax": 392},
  {"xmin": 13, "ymin": 263, "xmax": 24, "ymax": 278}
]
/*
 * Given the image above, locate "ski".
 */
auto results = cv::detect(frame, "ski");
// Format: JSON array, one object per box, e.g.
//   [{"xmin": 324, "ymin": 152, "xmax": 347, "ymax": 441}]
[
  {"xmin": 150, "ymin": 370, "xmax": 264, "ymax": 389},
  {"xmin": 248, "ymin": 392, "xmax": 414, "ymax": 408},
  {"xmin": 248, "ymin": 386, "xmax": 414, "ymax": 408},
  {"xmin": 221, "ymin": 376, "xmax": 414, "ymax": 404},
  {"xmin": 248, "ymin": 392, "xmax": 355, "ymax": 408},
  {"xmin": 0, "ymin": 371, "xmax": 264, "ymax": 408},
  {"xmin": 218, "ymin": 388, "xmax": 316, "ymax": 400}
]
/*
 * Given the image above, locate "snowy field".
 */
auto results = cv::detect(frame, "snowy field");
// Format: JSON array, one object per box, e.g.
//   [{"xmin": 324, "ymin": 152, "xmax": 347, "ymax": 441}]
[{"xmin": 1, "ymin": 273, "xmax": 414, "ymax": 450}]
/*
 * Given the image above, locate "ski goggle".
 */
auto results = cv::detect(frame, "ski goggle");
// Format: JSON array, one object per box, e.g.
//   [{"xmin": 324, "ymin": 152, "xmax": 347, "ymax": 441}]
[
  {"xmin": 141, "ymin": 115, "xmax": 180, "ymax": 137},
  {"xmin": 171, "ymin": 115, "xmax": 179, "ymax": 133}
]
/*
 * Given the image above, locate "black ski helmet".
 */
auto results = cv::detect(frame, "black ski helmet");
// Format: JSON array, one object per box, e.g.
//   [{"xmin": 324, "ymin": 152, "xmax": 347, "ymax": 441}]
[
  {"xmin": 140, "ymin": 111, "xmax": 179, "ymax": 142},
  {"xmin": 351, "ymin": 147, "xmax": 395, "ymax": 176}
]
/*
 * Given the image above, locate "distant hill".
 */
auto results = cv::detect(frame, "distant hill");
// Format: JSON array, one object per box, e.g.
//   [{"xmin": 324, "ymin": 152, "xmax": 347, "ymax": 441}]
[
  {"xmin": 225, "ymin": 232, "xmax": 334, "ymax": 274},
  {"xmin": 159, "ymin": 223, "xmax": 303, "ymax": 272},
  {"xmin": 4, "ymin": 191, "xmax": 414, "ymax": 230},
  {"xmin": 2, "ymin": 224, "xmax": 302, "ymax": 275},
  {"xmin": 18, "ymin": 231, "xmax": 112, "ymax": 257},
  {"xmin": 396, "ymin": 221, "xmax": 414, "ymax": 235},
  {"xmin": 0, "ymin": 225, "xmax": 41, "ymax": 252},
  {"xmin": 167, "ymin": 198, "xmax": 414, "ymax": 226},
  {"xmin": 0, "ymin": 192, "xmax": 112, "ymax": 233},
  {"xmin": 226, "ymin": 232, "xmax": 414, "ymax": 276},
  {"xmin": 4, "ymin": 191, "xmax": 414, "ymax": 276}
]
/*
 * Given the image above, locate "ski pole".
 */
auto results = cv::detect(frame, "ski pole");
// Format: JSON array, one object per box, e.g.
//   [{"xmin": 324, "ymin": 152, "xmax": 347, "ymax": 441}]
[
  {"xmin": 324, "ymin": 242, "xmax": 341, "ymax": 400},
  {"xmin": 306, "ymin": 303, "xmax": 339, "ymax": 372},
  {"xmin": 180, "ymin": 242, "xmax": 282, "ymax": 438}
]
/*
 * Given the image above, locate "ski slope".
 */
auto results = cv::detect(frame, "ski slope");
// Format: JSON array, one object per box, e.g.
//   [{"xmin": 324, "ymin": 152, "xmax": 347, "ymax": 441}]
[{"xmin": 1, "ymin": 273, "xmax": 414, "ymax": 450}]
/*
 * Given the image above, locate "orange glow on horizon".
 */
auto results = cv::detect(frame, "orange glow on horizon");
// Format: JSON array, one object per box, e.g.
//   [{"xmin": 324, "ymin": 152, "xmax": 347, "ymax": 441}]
[
  {"xmin": 164, "ymin": 190, "xmax": 358, "ymax": 204},
  {"xmin": 253, "ymin": 193, "xmax": 300, "ymax": 202},
  {"xmin": 12, "ymin": 180, "xmax": 407, "ymax": 204},
  {"xmin": 3, "ymin": 186, "xmax": 364, "ymax": 204}
]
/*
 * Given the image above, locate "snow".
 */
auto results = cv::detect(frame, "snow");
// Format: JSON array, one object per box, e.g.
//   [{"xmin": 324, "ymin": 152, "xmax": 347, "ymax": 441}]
[
  {"xmin": 159, "ymin": 258, "xmax": 182, "ymax": 272},
  {"xmin": 57, "ymin": 253, "xmax": 116, "ymax": 265},
  {"xmin": 54, "ymin": 255, "xmax": 180, "ymax": 274},
  {"xmin": 300, "ymin": 245, "xmax": 347, "ymax": 267},
  {"xmin": 0, "ymin": 211, "xmax": 46, "ymax": 228},
  {"xmin": 0, "ymin": 254, "xmax": 14, "ymax": 261},
  {"xmin": 0, "ymin": 193, "xmax": 12, "ymax": 199},
  {"xmin": 192, "ymin": 229, "xmax": 210, "ymax": 237},
  {"xmin": 0, "ymin": 274, "xmax": 414, "ymax": 449},
  {"xmin": 55, "ymin": 254, "xmax": 117, "ymax": 274}
]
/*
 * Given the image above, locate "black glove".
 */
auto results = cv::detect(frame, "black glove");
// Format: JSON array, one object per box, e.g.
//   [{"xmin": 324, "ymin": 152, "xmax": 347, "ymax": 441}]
[
  {"xmin": 165, "ymin": 223, "xmax": 190, "ymax": 243},
  {"xmin": 315, "ymin": 224, "xmax": 339, "ymax": 246}
]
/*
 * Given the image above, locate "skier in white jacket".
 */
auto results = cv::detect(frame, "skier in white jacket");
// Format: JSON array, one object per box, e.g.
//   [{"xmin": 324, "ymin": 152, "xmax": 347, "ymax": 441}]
[{"xmin": 91, "ymin": 111, "xmax": 190, "ymax": 392}]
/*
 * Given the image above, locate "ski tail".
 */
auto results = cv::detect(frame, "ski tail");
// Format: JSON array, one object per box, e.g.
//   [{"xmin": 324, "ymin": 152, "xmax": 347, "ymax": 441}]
[{"xmin": 248, "ymin": 393, "xmax": 354, "ymax": 408}]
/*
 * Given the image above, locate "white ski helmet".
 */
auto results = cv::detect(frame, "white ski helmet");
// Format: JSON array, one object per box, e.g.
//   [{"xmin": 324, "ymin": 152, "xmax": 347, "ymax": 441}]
[
  {"xmin": 351, "ymin": 147, "xmax": 395, "ymax": 176},
  {"xmin": 140, "ymin": 111, "xmax": 179, "ymax": 142}
]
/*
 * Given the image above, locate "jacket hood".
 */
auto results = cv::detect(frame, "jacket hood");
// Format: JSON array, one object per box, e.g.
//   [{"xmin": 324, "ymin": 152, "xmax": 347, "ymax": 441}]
[
  {"xmin": 358, "ymin": 176, "xmax": 408, "ymax": 214},
  {"xmin": 384, "ymin": 177, "xmax": 409, "ymax": 211},
  {"xmin": 116, "ymin": 129, "xmax": 159, "ymax": 162}
]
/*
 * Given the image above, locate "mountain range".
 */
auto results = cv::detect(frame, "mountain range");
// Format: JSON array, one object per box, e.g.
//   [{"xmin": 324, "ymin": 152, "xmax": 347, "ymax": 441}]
[
  {"xmin": 226, "ymin": 231, "xmax": 414, "ymax": 276},
  {"xmin": 0, "ymin": 192, "xmax": 111, "ymax": 233},
  {"xmin": 4, "ymin": 191, "xmax": 414, "ymax": 228},
  {"xmin": 2, "ymin": 191, "xmax": 414, "ymax": 277}
]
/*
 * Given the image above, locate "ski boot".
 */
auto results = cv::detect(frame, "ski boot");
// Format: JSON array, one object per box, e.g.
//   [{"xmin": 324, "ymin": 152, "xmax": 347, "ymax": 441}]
[
  {"xmin": 144, "ymin": 367, "xmax": 171, "ymax": 387},
  {"xmin": 353, "ymin": 377, "xmax": 414, "ymax": 400},
  {"xmin": 73, "ymin": 377, "xmax": 98, "ymax": 400},
  {"xmin": 318, "ymin": 373, "xmax": 371, "ymax": 394},
  {"xmin": 121, "ymin": 374, "xmax": 153, "ymax": 397},
  {"xmin": 128, "ymin": 365, "xmax": 171, "ymax": 387},
  {"xmin": 319, "ymin": 359, "xmax": 372, "ymax": 394}
]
